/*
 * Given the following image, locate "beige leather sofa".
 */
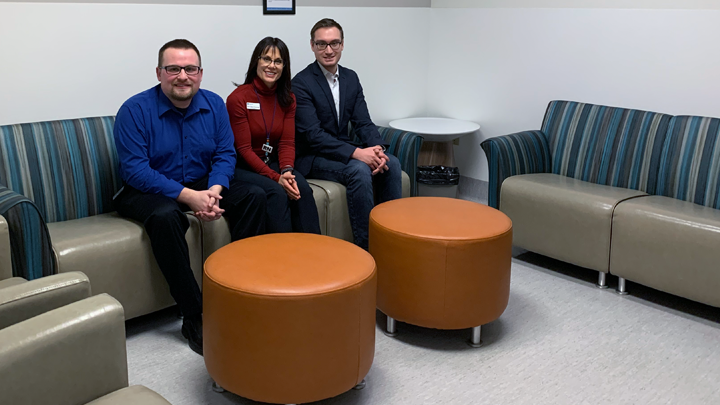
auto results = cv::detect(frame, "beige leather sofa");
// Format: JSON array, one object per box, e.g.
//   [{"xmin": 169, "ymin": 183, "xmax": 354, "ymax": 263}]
[
  {"xmin": 0, "ymin": 117, "xmax": 422, "ymax": 320},
  {"xmin": 482, "ymin": 100, "xmax": 720, "ymax": 308},
  {"xmin": 0, "ymin": 272, "xmax": 171, "ymax": 404}
]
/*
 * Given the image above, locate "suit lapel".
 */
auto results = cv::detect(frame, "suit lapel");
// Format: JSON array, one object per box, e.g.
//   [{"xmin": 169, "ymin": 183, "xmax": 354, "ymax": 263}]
[
  {"xmin": 338, "ymin": 65, "xmax": 347, "ymax": 131},
  {"xmin": 312, "ymin": 62, "xmax": 339, "ymax": 131}
]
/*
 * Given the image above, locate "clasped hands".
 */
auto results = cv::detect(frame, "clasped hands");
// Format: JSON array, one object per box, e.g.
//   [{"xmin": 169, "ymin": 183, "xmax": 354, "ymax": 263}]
[
  {"xmin": 352, "ymin": 145, "xmax": 390, "ymax": 175},
  {"xmin": 278, "ymin": 171, "xmax": 301, "ymax": 200},
  {"xmin": 178, "ymin": 185, "xmax": 225, "ymax": 222}
]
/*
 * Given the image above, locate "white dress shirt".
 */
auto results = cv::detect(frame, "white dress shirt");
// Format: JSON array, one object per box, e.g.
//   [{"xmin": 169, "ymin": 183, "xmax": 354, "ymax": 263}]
[{"xmin": 318, "ymin": 61, "xmax": 340, "ymax": 124}]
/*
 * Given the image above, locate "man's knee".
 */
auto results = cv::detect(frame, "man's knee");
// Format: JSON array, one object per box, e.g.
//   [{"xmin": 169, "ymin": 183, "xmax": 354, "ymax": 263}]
[
  {"xmin": 145, "ymin": 204, "xmax": 187, "ymax": 230},
  {"xmin": 387, "ymin": 154, "xmax": 401, "ymax": 172},
  {"xmin": 345, "ymin": 160, "xmax": 373, "ymax": 184}
]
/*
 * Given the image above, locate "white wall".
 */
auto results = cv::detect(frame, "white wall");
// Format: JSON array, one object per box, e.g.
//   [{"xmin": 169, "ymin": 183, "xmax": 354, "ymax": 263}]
[
  {"xmin": 427, "ymin": 7, "xmax": 720, "ymax": 181},
  {"xmin": 0, "ymin": 3, "xmax": 429, "ymax": 126}
]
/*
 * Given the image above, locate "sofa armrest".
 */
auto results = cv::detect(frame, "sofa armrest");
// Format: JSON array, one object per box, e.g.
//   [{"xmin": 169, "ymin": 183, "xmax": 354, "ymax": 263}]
[
  {"xmin": 0, "ymin": 294, "xmax": 128, "ymax": 405},
  {"xmin": 377, "ymin": 126, "xmax": 424, "ymax": 196},
  {"xmin": 0, "ymin": 186, "xmax": 56, "ymax": 280},
  {"xmin": 0, "ymin": 215, "xmax": 11, "ymax": 280},
  {"xmin": 480, "ymin": 130, "xmax": 551, "ymax": 209},
  {"xmin": 0, "ymin": 271, "xmax": 91, "ymax": 329}
]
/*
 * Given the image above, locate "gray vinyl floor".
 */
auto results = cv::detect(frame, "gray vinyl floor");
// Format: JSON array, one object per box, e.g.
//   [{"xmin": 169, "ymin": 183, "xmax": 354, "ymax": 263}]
[{"xmin": 126, "ymin": 247, "xmax": 720, "ymax": 405}]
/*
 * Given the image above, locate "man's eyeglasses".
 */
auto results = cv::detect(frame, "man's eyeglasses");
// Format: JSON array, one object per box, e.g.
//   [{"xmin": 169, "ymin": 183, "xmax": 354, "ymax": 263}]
[
  {"xmin": 313, "ymin": 41, "xmax": 342, "ymax": 51},
  {"xmin": 161, "ymin": 65, "xmax": 201, "ymax": 76},
  {"xmin": 259, "ymin": 56, "xmax": 284, "ymax": 67}
]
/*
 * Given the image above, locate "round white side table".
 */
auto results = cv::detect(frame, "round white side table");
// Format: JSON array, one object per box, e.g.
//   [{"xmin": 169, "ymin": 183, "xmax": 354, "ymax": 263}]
[
  {"xmin": 389, "ymin": 117, "xmax": 479, "ymax": 167},
  {"xmin": 389, "ymin": 117, "xmax": 480, "ymax": 198}
]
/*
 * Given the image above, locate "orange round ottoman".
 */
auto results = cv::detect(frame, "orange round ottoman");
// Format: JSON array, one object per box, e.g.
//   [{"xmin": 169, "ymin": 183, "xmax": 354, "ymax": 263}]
[
  {"xmin": 203, "ymin": 233, "xmax": 376, "ymax": 404},
  {"xmin": 369, "ymin": 197, "xmax": 512, "ymax": 346}
]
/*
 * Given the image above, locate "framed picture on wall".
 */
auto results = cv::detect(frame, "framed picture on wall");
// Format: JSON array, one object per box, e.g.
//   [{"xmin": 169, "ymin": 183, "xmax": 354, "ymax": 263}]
[{"xmin": 263, "ymin": 0, "xmax": 295, "ymax": 15}]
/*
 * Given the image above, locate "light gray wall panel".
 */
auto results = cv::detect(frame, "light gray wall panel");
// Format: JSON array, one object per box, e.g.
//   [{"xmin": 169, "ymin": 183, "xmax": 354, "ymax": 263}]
[{"xmin": 0, "ymin": 0, "xmax": 430, "ymax": 6}]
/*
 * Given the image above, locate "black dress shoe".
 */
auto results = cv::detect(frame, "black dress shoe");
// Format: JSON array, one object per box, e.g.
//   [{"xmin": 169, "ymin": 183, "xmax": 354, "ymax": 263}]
[{"xmin": 181, "ymin": 315, "xmax": 203, "ymax": 356}]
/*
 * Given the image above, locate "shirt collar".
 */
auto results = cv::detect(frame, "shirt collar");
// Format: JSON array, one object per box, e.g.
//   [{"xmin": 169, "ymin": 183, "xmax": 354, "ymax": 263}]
[
  {"xmin": 156, "ymin": 84, "xmax": 210, "ymax": 118},
  {"xmin": 317, "ymin": 61, "xmax": 339, "ymax": 80}
]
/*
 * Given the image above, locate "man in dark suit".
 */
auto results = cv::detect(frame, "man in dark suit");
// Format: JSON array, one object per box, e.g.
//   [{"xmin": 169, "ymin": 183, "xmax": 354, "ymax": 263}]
[{"xmin": 293, "ymin": 18, "xmax": 402, "ymax": 250}]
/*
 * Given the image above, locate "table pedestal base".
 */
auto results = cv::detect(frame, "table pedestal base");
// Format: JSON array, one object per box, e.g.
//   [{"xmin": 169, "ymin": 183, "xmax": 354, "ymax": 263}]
[{"xmin": 418, "ymin": 141, "xmax": 455, "ymax": 167}]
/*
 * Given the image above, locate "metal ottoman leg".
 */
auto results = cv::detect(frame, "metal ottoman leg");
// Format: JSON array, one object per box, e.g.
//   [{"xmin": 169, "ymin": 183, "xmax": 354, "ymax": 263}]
[
  {"xmin": 385, "ymin": 316, "xmax": 397, "ymax": 337},
  {"xmin": 468, "ymin": 325, "xmax": 483, "ymax": 348}
]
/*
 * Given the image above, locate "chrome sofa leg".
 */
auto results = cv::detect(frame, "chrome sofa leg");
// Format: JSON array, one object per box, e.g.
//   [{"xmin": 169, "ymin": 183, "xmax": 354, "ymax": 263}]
[
  {"xmin": 353, "ymin": 379, "xmax": 367, "ymax": 390},
  {"xmin": 211, "ymin": 381, "xmax": 225, "ymax": 393},
  {"xmin": 385, "ymin": 316, "xmax": 397, "ymax": 337},
  {"xmin": 617, "ymin": 277, "xmax": 629, "ymax": 295},
  {"xmin": 597, "ymin": 272, "xmax": 609, "ymax": 289},
  {"xmin": 468, "ymin": 325, "xmax": 483, "ymax": 348}
]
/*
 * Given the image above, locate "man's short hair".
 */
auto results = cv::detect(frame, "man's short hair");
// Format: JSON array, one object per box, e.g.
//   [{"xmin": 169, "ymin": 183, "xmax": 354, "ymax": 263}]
[
  {"xmin": 158, "ymin": 39, "xmax": 202, "ymax": 67},
  {"xmin": 310, "ymin": 18, "xmax": 344, "ymax": 42}
]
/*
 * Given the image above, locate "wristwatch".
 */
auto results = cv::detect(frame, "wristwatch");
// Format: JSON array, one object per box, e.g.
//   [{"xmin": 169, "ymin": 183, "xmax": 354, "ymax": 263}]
[
  {"xmin": 380, "ymin": 145, "xmax": 387, "ymax": 152},
  {"xmin": 280, "ymin": 166, "xmax": 294, "ymax": 175}
]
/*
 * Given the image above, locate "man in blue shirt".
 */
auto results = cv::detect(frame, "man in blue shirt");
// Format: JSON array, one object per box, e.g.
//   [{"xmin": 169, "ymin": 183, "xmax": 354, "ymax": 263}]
[{"xmin": 114, "ymin": 39, "xmax": 266, "ymax": 356}]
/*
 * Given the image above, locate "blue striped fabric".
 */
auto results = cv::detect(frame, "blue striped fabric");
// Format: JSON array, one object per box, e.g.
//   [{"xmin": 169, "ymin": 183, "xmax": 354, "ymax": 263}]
[
  {"xmin": 480, "ymin": 130, "xmax": 551, "ymax": 208},
  {"xmin": 657, "ymin": 116, "xmax": 720, "ymax": 209},
  {"xmin": 0, "ymin": 186, "xmax": 55, "ymax": 280},
  {"xmin": 542, "ymin": 101, "xmax": 672, "ymax": 194},
  {"xmin": 377, "ymin": 126, "xmax": 424, "ymax": 196},
  {"xmin": 0, "ymin": 117, "xmax": 121, "ymax": 223}
]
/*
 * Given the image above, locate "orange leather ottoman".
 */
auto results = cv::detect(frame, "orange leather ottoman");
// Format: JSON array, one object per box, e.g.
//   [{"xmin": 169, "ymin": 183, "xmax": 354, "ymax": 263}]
[
  {"xmin": 369, "ymin": 197, "xmax": 512, "ymax": 346},
  {"xmin": 203, "ymin": 233, "xmax": 376, "ymax": 404}
]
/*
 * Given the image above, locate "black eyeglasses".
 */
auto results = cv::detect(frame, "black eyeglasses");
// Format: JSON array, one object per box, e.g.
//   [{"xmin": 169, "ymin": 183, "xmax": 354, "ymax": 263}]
[
  {"xmin": 161, "ymin": 65, "xmax": 201, "ymax": 76},
  {"xmin": 258, "ymin": 56, "xmax": 284, "ymax": 67},
  {"xmin": 313, "ymin": 41, "xmax": 342, "ymax": 51}
]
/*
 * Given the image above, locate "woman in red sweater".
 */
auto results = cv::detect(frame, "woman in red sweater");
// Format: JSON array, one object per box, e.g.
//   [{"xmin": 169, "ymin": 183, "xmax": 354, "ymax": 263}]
[{"xmin": 227, "ymin": 37, "xmax": 320, "ymax": 234}]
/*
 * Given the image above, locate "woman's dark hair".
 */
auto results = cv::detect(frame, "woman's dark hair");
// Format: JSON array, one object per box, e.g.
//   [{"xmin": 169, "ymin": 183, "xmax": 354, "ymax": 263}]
[{"xmin": 240, "ymin": 37, "xmax": 293, "ymax": 109}]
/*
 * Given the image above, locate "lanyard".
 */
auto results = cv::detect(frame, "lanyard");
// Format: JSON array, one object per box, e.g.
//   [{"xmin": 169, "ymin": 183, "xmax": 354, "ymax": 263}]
[{"xmin": 253, "ymin": 87, "xmax": 277, "ymax": 164}]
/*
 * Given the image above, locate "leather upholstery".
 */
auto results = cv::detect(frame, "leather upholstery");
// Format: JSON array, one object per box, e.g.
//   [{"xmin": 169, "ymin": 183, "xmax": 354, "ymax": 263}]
[
  {"xmin": 0, "ymin": 294, "xmax": 129, "ymax": 405},
  {"xmin": 0, "ymin": 216, "xmax": 10, "ymax": 280},
  {"xmin": 0, "ymin": 277, "xmax": 26, "ymax": 289},
  {"xmin": 610, "ymin": 196, "xmax": 720, "ymax": 307},
  {"xmin": 85, "ymin": 385, "xmax": 171, "ymax": 405},
  {"xmin": 370, "ymin": 197, "xmax": 512, "ymax": 329},
  {"xmin": 204, "ymin": 233, "xmax": 376, "ymax": 404},
  {"xmin": 47, "ymin": 212, "xmax": 203, "ymax": 320},
  {"xmin": 501, "ymin": 173, "xmax": 647, "ymax": 273},
  {"xmin": 0, "ymin": 271, "xmax": 91, "ymax": 329}
]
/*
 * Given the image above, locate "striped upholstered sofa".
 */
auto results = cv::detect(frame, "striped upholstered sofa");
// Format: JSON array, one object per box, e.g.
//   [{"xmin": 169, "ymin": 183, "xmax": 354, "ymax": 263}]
[
  {"xmin": 0, "ymin": 117, "xmax": 422, "ymax": 320},
  {"xmin": 481, "ymin": 100, "xmax": 720, "ymax": 308}
]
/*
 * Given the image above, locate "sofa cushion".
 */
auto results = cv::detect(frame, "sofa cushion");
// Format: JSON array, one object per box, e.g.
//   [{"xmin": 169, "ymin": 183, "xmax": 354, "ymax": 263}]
[
  {"xmin": 86, "ymin": 385, "xmax": 171, "ymax": 405},
  {"xmin": 501, "ymin": 173, "xmax": 646, "ymax": 272},
  {"xmin": 0, "ymin": 117, "xmax": 120, "ymax": 223},
  {"xmin": 657, "ymin": 116, "xmax": 720, "ymax": 209},
  {"xmin": 610, "ymin": 195, "xmax": 720, "ymax": 307},
  {"xmin": 542, "ymin": 101, "xmax": 672, "ymax": 194},
  {"xmin": 46, "ymin": 212, "xmax": 203, "ymax": 320}
]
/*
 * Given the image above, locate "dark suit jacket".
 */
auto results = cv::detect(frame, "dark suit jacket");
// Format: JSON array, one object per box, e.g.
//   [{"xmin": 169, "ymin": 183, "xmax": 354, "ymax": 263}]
[{"xmin": 292, "ymin": 61, "xmax": 387, "ymax": 176}]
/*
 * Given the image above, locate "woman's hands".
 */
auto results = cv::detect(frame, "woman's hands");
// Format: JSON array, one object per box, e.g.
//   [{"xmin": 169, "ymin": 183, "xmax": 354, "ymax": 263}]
[{"xmin": 278, "ymin": 171, "xmax": 301, "ymax": 200}]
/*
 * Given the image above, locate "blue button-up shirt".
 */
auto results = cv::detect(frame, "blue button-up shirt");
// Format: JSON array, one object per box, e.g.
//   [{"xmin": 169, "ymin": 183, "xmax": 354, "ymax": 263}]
[{"xmin": 114, "ymin": 85, "xmax": 236, "ymax": 199}]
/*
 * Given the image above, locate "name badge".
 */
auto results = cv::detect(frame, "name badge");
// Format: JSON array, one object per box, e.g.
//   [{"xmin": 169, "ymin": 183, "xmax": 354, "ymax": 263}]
[
  {"xmin": 247, "ymin": 102, "xmax": 260, "ymax": 110},
  {"xmin": 262, "ymin": 144, "xmax": 273, "ymax": 153}
]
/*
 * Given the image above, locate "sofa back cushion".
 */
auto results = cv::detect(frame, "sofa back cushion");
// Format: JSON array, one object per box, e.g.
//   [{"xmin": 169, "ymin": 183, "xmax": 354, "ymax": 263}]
[
  {"xmin": 0, "ymin": 117, "xmax": 121, "ymax": 223},
  {"xmin": 657, "ymin": 116, "xmax": 720, "ymax": 209},
  {"xmin": 542, "ymin": 101, "xmax": 672, "ymax": 194}
]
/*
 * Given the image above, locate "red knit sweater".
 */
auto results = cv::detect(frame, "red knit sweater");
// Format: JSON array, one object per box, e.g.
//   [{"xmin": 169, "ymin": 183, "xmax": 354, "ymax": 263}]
[{"xmin": 226, "ymin": 77, "xmax": 295, "ymax": 181}]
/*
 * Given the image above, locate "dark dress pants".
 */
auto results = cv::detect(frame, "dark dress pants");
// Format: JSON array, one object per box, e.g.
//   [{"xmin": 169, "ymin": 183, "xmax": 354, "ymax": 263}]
[
  {"xmin": 114, "ymin": 177, "xmax": 266, "ymax": 317},
  {"xmin": 234, "ymin": 162, "xmax": 321, "ymax": 235}
]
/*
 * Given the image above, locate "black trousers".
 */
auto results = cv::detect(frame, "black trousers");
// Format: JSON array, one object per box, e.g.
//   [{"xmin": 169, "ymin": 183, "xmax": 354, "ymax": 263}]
[
  {"xmin": 114, "ymin": 177, "xmax": 266, "ymax": 317},
  {"xmin": 234, "ymin": 162, "xmax": 321, "ymax": 235}
]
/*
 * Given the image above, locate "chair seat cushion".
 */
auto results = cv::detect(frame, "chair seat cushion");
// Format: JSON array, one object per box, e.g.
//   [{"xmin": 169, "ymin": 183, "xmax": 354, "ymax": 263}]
[
  {"xmin": 610, "ymin": 195, "xmax": 720, "ymax": 307},
  {"xmin": 501, "ymin": 173, "xmax": 647, "ymax": 272},
  {"xmin": 47, "ymin": 212, "xmax": 203, "ymax": 320},
  {"xmin": 85, "ymin": 385, "xmax": 171, "ymax": 405}
]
